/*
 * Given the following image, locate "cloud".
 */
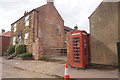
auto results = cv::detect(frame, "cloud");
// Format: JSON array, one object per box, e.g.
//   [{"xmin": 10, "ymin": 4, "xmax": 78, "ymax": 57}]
[
  {"xmin": 55, "ymin": 0, "xmax": 102, "ymax": 33},
  {"xmin": 0, "ymin": 0, "xmax": 102, "ymax": 33}
]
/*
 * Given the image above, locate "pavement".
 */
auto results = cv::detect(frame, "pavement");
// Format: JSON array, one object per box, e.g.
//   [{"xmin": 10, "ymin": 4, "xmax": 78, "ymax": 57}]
[
  {"xmin": 1, "ymin": 57, "xmax": 119, "ymax": 78},
  {"xmin": 2, "ymin": 63, "xmax": 55, "ymax": 78}
]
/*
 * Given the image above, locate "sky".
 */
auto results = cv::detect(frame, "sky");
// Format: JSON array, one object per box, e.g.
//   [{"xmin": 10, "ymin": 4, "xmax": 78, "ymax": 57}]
[{"xmin": 0, "ymin": 0, "xmax": 103, "ymax": 33}]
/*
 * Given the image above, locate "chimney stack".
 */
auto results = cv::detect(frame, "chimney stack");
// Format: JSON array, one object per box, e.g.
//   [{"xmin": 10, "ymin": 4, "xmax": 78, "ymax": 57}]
[
  {"xmin": 74, "ymin": 25, "xmax": 78, "ymax": 30},
  {"xmin": 1, "ymin": 29, "xmax": 5, "ymax": 34},
  {"xmin": 47, "ymin": 0, "xmax": 54, "ymax": 5},
  {"xmin": 24, "ymin": 11, "xmax": 29, "ymax": 15}
]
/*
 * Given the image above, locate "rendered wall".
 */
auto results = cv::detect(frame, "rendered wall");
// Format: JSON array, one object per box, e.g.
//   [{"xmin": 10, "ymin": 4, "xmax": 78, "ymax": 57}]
[{"xmin": 89, "ymin": 2, "xmax": 118, "ymax": 65}]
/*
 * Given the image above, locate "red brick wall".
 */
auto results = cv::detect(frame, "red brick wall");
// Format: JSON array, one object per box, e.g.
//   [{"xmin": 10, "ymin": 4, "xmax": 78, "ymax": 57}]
[
  {"xmin": 0, "ymin": 36, "xmax": 10, "ymax": 55},
  {"xmin": 67, "ymin": 33, "xmax": 71, "ymax": 65},
  {"xmin": 37, "ymin": 3, "xmax": 65, "ymax": 48},
  {"xmin": 0, "ymin": 37, "xmax": 2, "ymax": 56},
  {"xmin": 33, "ymin": 3, "xmax": 65, "ymax": 58},
  {"xmin": 32, "ymin": 38, "xmax": 43, "ymax": 60}
]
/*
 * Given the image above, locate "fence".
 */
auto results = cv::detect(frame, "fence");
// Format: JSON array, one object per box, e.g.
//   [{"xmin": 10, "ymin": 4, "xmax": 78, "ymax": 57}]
[{"xmin": 43, "ymin": 48, "xmax": 67, "ymax": 57}]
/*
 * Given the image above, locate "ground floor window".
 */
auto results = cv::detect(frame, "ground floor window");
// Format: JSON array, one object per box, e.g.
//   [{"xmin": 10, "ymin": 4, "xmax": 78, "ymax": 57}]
[
  {"xmin": 18, "ymin": 35, "xmax": 21, "ymax": 44},
  {"xmin": 24, "ymin": 33, "xmax": 29, "ymax": 45},
  {"xmin": 13, "ymin": 37, "xmax": 16, "ymax": 45}
]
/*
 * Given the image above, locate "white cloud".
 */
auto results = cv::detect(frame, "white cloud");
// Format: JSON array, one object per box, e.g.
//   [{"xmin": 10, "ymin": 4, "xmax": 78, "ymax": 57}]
[{"xmin": 0, "ymin": 0, "xmax": 102, "ymax": 33}]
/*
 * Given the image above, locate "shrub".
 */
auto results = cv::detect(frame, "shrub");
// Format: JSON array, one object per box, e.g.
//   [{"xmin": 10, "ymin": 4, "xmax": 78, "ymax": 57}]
[
  {"xmin": 12, "ymin": 53, "xmax": 17, "ymax": 57},
  {"xmin": 4, "ymin": 44, "xmax": 15, "ymax": 56},
  {"xmin": 19, "ymin": 53, "xmax": 32, "ymax": 59},
  {"xmin": 15, "ymin": 44, "xmax": 26, "ymax": 54},
  {"xmin": 4, "ymin": 52, "xmax": 8, "ymax": 56}
]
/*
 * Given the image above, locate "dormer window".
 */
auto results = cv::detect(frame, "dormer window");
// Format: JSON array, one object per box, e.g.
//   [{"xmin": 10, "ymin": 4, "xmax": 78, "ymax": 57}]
[
  {"xmin": 57, "ymin": 24, "xmax": 60, "ymax": 34},
  {"xmin": 14, "ymin": 24, "xmax": 16, "ymax": 32},
  {"xmin": 25, "ymin": 15, "xmax": 29, "ymax": 26}
]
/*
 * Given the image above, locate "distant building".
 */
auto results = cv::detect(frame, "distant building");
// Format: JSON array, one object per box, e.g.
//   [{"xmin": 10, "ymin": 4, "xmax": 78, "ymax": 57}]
[
  {"xmin": 64, "ymin": 26, "xmax": 73, "ymax": 44},
  {"xmin": 89, "ymin": 2, "xmax": 119, "ymax": 65},
  {"xmin": 0, "ymin": 29, "xmax": 11, "ymax": 56},
  {"xmin": 10, "ymin": 0, "xmax": 72, "ymax": 60}
]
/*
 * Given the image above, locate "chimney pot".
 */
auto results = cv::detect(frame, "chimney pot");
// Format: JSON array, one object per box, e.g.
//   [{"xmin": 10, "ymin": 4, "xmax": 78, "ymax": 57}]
[
  {"xmin": 24, "ymin": 11, "xmax": 26, "ymax": 15},
  {"xmin": 1, "ymin": 29, "xmax": 5, "ymax": 33},
  {"xmin": 47, "ymin": 0, "xmax": 54, "ymax": 5}
]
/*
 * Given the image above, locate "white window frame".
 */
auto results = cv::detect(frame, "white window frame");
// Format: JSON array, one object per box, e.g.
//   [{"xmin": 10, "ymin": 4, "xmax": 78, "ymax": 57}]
[
  {"xmin": 25, "ymin": 15, "xmax": 29, "ymax": 26},
  {"xmin": 24, "ymin": 33, "xmax": 29, "ymax": 45},
  {"xmin": 14, "ymin": 24, "xmax": 16, "ymax": 32},
  {"xmin": 57, "ymin": 24, "xmax": 60, "ymax": 34},
  {"xmin": 18, "ymin": 36, "xmax": 21, "ymax": 44},
  {"xmin": 13, "ymin": 37, "xmax": 16, "ymax": 45}
]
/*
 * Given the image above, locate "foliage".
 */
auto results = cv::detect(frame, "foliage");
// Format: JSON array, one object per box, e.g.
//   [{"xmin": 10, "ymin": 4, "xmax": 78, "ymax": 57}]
[
  {"xmin": 19, "ymin": 53, "xmax": 32, "ymax": 59},
  {"xmin": 12, "ymin": 53, "xmax": 17, "ymax": 57},
  {"xmin": 15, "ymin": 44, "xmax": 26, "ymax": 54},
  {"xmin": 4, "ymin": 44, "xmax": 15, "ymax": 56}
]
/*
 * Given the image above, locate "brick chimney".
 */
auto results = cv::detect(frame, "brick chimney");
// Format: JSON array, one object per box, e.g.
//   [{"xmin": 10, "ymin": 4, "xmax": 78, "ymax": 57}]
[
  {"xmin": 74, "ymin": 25, "xmax": 78, "ymax": 30},
  {"xmin": 1, "ymin": 29, "xmax": 5, "ymax": 33},
  {"xmin": 47, "ymin": 0, "xmax": 54, "ymax": 5}
]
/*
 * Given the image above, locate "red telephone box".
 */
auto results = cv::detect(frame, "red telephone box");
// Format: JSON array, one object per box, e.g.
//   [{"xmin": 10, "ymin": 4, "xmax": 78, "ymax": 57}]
[{"xmin": 67, "ymin": 30, "xmax": 89, "ymax": 68}]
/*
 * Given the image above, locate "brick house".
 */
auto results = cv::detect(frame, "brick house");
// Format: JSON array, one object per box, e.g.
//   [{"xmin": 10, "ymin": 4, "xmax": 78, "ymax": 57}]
[
  {"xmin": 89, "ymin": 2, "xmax": 119, "ymax": 65},
  {"xmin": 0, "ymin": 29, "xmax": 11, "ymax": 56},
  {"xmin": 10, "ymin": 0, "xmax": 72, "ymax": 60}
]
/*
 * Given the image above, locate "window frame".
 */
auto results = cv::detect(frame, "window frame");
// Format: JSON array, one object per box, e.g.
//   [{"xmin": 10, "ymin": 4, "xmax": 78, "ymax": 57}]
[
  {"xmin": 18, "ymin": 35, "xmax": 21, "ymax": 44},
  {"xmin": 57, "ymin": 24, "xmax": 60, "ymax": 34},
  {"xmin": 13, "ymin": 37, "xmax": 16, "ymax": 45},
  {"xmin": 24, "ymin": 33, "xmax": 29, "ymax": 45},
  {"xmin": 25, "ymin": 15, "xmax": 29, "ymax": 26},
  {"xmin": 13, "ymin": 24, "xmax": 16, "ymax": 32}
]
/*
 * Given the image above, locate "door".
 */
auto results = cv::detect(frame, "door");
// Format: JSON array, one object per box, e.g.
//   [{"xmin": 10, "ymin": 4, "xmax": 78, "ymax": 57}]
[
  {"xmin": 71, "ymin": 34, "xmax": 82, "ymax": 67},
  {"xmin": 83, "ymin": 33, "xmax": 88, "ymax": 67}
]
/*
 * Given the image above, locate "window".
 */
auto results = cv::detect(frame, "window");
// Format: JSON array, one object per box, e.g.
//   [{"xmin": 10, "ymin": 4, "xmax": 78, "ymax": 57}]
[
  {"xmin": 18, "ymin": 36, "xmax": 21, "ymax": 44},
  {"xmin": 14, "ymin": 24, "xmax": 16, "ymax": 32},
  {"xmin": 13, "ymin": 37, "xmax": 16, "ymax": 45},
  {"xmin": 24, "ymin": 33, "xmax": 29, "ymax": 45},
  {"xmin": 25, "ymin": 15, "xmax": 29, "ymax": 26},
  {"xmin": 57, "ymin": 24, "xmax": 60, "ymax": 34}
]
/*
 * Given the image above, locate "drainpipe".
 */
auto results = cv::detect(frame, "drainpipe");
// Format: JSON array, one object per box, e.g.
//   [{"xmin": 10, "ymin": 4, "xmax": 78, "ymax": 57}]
[
  {"xmin": 33, "ymin": 10, "xmax": 35, "ymax": 42},
  {"xmin": 36, "ymin": 11, "xmax": 39, "ymax": 38}
]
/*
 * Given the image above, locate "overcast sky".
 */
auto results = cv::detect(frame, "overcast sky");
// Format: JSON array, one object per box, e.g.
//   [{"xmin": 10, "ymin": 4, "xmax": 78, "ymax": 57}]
[{"xmin": 0, "ymin": 0, "xmax": 103, "ymax": 33}]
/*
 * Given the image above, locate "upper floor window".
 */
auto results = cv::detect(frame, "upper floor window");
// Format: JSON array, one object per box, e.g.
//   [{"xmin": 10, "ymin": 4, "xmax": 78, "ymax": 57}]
[
  {"xmin": 24, "ymin": 33, "xmax": 29, "ymax": 45},
  {"xmin": 25, "ymin": 15, "xmax": 29, "ymax": 26},
  {"xmin": 57, "ymin": 24, "xmax": 60, "ymax": 34},
  {"xmin": 14, "ymin": 24, "xmax": 16, "ymax": 32},
  {"xmin": 18, "ymin": 35, "xmax": 21, "ymax": 44},
  {"xmin": 13, "ymin": 37, "xmax": 16, "ymax": 45}
]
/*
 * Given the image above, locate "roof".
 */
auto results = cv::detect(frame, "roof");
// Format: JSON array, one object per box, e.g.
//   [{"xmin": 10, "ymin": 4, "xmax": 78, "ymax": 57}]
[
  {"xmin": 11, "ymin": 3, "xmax": 64, "ymax": 25},
  {"xmin": 0, "ymin": 31, "xmax": 11, "ymax": 37},
  {"xmin": 11, "ymin": 9, "xmax": 36, "ymax": 25},
  {"xmin": 64, "ymin": 26, "xmax": 73, "ymax": 32}
]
